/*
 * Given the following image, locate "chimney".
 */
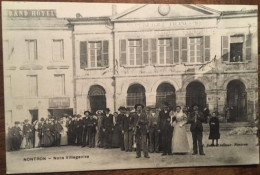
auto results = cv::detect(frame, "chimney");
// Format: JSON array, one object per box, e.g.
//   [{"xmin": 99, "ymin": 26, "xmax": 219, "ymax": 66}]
[{"xmin": 112, "ymin": 4, "xmax": 117, "ymax": 16}]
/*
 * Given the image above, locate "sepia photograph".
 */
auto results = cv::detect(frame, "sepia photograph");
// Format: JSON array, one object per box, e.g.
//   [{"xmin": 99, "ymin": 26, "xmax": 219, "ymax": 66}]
[{"xmin": 1, "ymin": 1, "xmax": 259, "ymax": 174}]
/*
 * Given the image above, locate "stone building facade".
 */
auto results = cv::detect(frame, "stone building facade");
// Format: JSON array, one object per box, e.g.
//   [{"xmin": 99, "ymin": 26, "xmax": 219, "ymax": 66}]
[{"xmin": 3, "ymin": 4, "xmax": 258, "ymax": 126}]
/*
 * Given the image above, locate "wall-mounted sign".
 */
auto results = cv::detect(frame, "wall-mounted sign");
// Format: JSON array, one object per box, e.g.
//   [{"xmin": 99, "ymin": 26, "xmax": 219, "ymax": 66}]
[
  {"xmin": 49, "ymin": 97, "xmax": 70, "ymax": 108},
  {"xmin": 5, "ymin": 9, "xmax": 56, "ymax": 18}
]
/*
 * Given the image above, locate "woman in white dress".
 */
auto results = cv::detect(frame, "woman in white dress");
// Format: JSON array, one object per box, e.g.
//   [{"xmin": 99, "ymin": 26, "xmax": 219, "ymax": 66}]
[
  {"xmin": 171, "ymin": 106, "xmax": 190, "ymax": 154},
  {"xmin": 33, "ymin": 120, "xmax": 40, "ymax": 148},
  {"xmin": 60, "ymin": 119, "xmax": 68, "ymax": 146}
]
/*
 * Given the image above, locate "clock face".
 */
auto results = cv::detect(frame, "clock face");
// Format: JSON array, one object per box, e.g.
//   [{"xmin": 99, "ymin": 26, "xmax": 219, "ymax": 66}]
[{"xmin": 158, "ymin": 4, "xmax": 170, "ymax": 16}]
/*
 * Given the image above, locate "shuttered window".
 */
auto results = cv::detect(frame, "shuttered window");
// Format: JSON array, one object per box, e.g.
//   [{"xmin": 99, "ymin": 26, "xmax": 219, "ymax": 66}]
[
  {"xmin": 119, "ymin": 39, "xmax": 127, "ymax": 66},
  {"xmin": 173, "ymin": 37, "xmax": 180, "ymax": 63},
  {"xmin": 26, "ymin": 40, "xmax": 37, "ymax": 61},
  {"xmin": 221, "ymin": 36, "xmax": 229, "ymax": 62},
  {"xmin": 246, "ymin": 34, "xmax": 252, "ymax": 60},
  {"xmin": 129, "ymin": 39, "xmax": 142, "ymax": 66},
  {"xmin": 80, "ymin": 41, "xmax": 87, "ymax": 69},
  {"xmin": 204, "ymin": 36, "xmax": 210, "ymax": 62},
  {"xmin": 52, "ymin": 39, "xmax": 64, "ymax": 61},
  {"xmin": 102, "ymin": 40, "xmax": 109, "ymax": 67},
  {"xmin": 143, "ymin": 39, "xmax": 149, "ymax": 64},
  {"xmin": 80, "ymin": 40, "xmax": 109, "ymax": 69},
  {"xmin": 158, "ymin": 38, "xmax": 173, "ymax": 65},
  {"xmin": 181, "ymin": 37, "xmax": 188, "ymax": 63},
  {"xmin": 190, "ymin": 37, "xmax": 203, "ymax": 63},
  {"xmin": 150, "ymin": 39, "xmax": 157, "ymax": 64}
]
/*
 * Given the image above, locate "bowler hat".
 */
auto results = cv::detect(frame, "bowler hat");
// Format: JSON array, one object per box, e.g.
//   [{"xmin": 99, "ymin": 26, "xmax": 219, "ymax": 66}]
[
  {"xmin": 84, "ymin": 110, "xmax": 91, "ymax": 115},
  {"xmin": 134, "ymin": 104, "xmax": 144, "ymax": 110},
  {"xmin": 118, "ymin": 106, "xmax": 126, "ymax": 111}
]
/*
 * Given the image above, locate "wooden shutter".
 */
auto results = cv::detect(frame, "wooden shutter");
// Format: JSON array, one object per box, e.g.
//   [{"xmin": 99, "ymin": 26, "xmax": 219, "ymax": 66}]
[
  {"xmin": 246, "ymin": 34, "xmax": 252, "ymax": 60},
  {"xmin": 119, "ymin": 39, "xmax": 126, "ymax": 66},
  {"xmin": 102, "ymin": 40, "xmax": 109, "ymax": 67},
  {"xmin": 173, "ymin": 37, "xmax": 180, "ymax": 63},
  {"xmin": 80, "ymin": 41, "xmax": 87, "ymax": 69},
  {"xmin": 204, "ymin": 36, "xmax": 210, "ymax": 62},
  {"xmin": 221, "ymin": 36, "xmax": 229, "ymax": 62},
  {"xmin": 150, "ymin": 38, "xmax": 157, "ymax": 64},
  {"xmin": 143, "ymin": 39, "xmax": 149, "ymax": 65},
  {"xmin": 181, "ymin": 37, "xmax": 188, "ymax": 63}
]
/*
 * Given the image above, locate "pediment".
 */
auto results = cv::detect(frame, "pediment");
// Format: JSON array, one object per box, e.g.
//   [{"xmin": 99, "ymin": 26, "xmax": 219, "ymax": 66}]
[{"xmin": 112, "ymin": 4, "xmax": 220, "ymax": 21}]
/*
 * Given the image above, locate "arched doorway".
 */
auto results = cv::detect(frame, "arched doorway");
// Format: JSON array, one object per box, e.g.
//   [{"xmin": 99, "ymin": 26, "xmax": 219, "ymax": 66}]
[
  {"xmin": 156, "ymin": 83, "xmax": 176, "ymax": 109},
  {"xmin": 186, "ymin": 81, "xmax": 206, "ymax": 111},
  {"xmin": 127, "ymin": 84, "xmax": 146, "ymax": 107},
  {"xmin": 227, "ymin": 80, "xmax": 247, "ymax": 122},
  {"xmin": 88, "ymin": 85, "xmax": 106, "ymax": 113}
]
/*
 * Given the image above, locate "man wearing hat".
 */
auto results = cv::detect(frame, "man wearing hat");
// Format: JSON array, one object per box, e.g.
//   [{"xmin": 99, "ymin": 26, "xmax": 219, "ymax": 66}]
[
  {"xmin": 81, "ymin": 111, "xmax": 90, "ymax": 147},
  {"xmin": 75, "ymin": 114, "xmax": 83, "ymax": 145},
  {"xmin": 101, "ymin": 108, "xmax": 114, "ymax": 149},
  {"xmin": 8, "ymin": 121, "xmax": 23, "ymax": 151},
  {"xmin": 53, "ymin": 119, "xmax": 63, "ymax": 147},
  {"xmin": 188, "ymin": 105, "xmax": 205, "ymax": 155},
  {"xmin": 133, "ymin": 104, "xmax": 150, "ymax": 158},
  {"xmin": 158, "ymin": 102, "xmax": 173, "ymax": 156},
  {"xmin": 86, "ymin": 112, "xmax": 97, "ymax": 148},
  {"xmin": 122, "ymin": 107, "xmax": 134, "ymax": 152},
  {"xmin": 118, "ymin": 106, "xmax": 126, "ymax": 151},
  {"xmin": 148, "ymin": 106, "xmax": 160, "ymax": 153},
  {"xmin": 23, "ymin": 119, "xmax": 33, "ymax": 149}
]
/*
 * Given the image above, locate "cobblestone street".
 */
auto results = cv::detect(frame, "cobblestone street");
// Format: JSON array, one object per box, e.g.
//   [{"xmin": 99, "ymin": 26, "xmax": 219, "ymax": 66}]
[{"xmin": 6, "ymin": 131, "xmax": 259, "ymax": 174}]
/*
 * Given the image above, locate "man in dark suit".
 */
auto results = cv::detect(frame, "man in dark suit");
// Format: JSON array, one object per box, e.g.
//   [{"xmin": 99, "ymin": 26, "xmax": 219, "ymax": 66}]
[
  {"xmin": 53, "ymin": 119, "xmax": 63, "ymax": 146},
  {"xmin": 133, "ymin": 104, "xmax": 150, "ymax": 158},
  {"xmin": 122, "ymin": 107, "xmax": 134, "ymax": 152},
  {"xmin": 117, "ymin": 106, "xmax": 126, "ymax": 151},
  {"xmin": 188, "ymin": 105, "xmax": 205, "ymax": 155},
  {"xmin": 158, "ymin": 103, "xmax": 173, "ymax": 156},
  {"xmin": 101, "ymin": 108, "xmax": 114, "ymax": 149},
  {"xmin": 23, "ymin": 119, "xmax": 33, "ymax": 149},
  {"xmin": 86, "ymin": 113, "xmax": 97, "ymax": 148},
  {"xmin": 75, "ymin": 115, "xmax": 83, "ymax": 145},
  {"xmin": 81, "ymin": 111, "xmax": 90, "ymax": 147}
]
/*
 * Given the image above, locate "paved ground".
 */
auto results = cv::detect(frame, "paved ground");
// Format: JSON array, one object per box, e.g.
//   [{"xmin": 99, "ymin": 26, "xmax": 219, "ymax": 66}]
[{"xmin": 6, "ymin": 131, "xmax": 259, "ymax": 174}]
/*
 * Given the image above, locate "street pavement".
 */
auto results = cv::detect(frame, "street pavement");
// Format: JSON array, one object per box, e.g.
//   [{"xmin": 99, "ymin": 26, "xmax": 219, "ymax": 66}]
[{"xmin": 6, "ymin": 131, "xmax": 259, "ymax": 174}]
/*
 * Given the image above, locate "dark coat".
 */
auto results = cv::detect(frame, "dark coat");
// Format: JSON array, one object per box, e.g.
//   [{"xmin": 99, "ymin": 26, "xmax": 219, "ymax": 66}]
[
  {"xmin": 133, "ymin": 112, "xmax": 149, "ymax": 134},
  {"xmin": 122, "ymin": 114, "xmax": 133, "ymax": 132},
  {"xmin": 86, "ymin": 117, "xmax": 97, "ymax": 132},
  {"xmin": 158, "ymin": 110, "xmax": 172, "ymax": 132},
  {"xmin": 209, "ymin": 117, "xmax": 220, "ymax": 139},
  {"xmin": 23, "ymin": 123, "xmax": 33, "ymax": 138},
  {"xmin": 102, "ymin": 114, "xmax": 114, "ymax": 131},
  {"xmin": 188, "ymin": 111, "xmax": 204, "ymax": 132}
]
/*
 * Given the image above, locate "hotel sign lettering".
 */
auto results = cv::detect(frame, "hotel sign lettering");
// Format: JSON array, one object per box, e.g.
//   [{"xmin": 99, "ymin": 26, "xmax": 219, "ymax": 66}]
[
  {"xmin": 49, "ymin": 97, "xmax": 70, "ymax": 108},
  {"xmin": 5, "ymin": 9, "xmax": 56, "ymax": 18}
]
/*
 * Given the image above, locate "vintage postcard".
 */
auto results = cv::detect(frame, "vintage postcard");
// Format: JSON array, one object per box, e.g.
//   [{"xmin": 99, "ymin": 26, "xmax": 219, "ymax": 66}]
[{"xmin": 2, "ymin": 1, "xmax": 259, "ymax": 174}]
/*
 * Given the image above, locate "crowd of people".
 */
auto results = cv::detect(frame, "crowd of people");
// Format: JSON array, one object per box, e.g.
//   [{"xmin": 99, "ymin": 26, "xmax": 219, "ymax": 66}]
[{"xmin": 7, "ymin": 103, "xmax": 222, "ymax": 158}]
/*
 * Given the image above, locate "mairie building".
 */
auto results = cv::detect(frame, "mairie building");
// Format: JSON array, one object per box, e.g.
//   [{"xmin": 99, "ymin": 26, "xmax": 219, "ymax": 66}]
[{"xmin": 3, "ymin": 4, "xmax": 258, "ymax": 127}]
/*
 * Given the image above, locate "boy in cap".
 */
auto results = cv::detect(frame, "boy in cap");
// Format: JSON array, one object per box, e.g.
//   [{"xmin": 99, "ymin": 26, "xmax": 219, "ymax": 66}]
[{"xmin": 133, "ymin": 104, "xmax": 150, "ymax": 158}]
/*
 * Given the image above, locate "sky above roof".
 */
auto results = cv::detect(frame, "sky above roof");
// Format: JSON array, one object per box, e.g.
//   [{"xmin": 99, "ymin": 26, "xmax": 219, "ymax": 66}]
[{"xmin": 2, "ymin": 1, "xmax": 258, "ymax": 18}]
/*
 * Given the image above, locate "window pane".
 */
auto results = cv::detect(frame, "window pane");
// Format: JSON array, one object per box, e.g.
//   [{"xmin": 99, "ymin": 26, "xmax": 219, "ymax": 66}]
[
  {"xmin": 28, "ymin": 75, "xmax": 38, "ymax": 97},
  {"xmin": 53, "ymin": 40, "xmax": 63, "ymax": 61}
]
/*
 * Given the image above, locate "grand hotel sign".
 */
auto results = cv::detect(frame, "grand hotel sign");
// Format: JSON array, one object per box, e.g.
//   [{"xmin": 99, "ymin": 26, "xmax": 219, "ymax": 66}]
[{"xmin": 4, "ymin": 9, "xmax": 56, "ymax": 18}]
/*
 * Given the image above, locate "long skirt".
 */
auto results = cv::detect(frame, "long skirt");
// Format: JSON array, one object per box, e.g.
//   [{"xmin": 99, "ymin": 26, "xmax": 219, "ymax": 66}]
[
  {"xmin": 20, "ymin": 137, "xmax": 26, "ymax": 149},
  {"xmin": 60, "ymin": 132, "xmax": 68, "ymax": 146},
  {"xmin": 34, "ymin": 131, "xmax": 40, "ymax": 148},
  {"xmin": 41, "ymin": 132, "xmax": 54, "ymax": 147},
  {"xmin": 171, "ymin": 123, "xmax": 190, "ymax": 153}
]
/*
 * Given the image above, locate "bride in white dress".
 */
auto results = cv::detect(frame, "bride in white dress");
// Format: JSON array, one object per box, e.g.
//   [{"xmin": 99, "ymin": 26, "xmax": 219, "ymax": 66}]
[{"xmin": 60, "ymin": 118, "xmax": 68, "ymax": 146}]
